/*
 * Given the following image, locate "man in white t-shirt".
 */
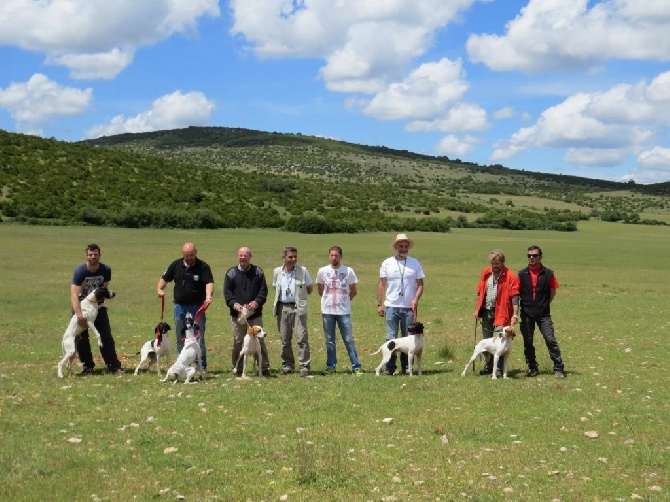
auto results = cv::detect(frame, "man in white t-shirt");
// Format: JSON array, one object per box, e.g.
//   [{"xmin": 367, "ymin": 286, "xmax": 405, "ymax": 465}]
[
  {"xmin": 377, "ymin": 233, "xmax": 425, "ymax": 375},
  {"xmin": 316, "ymin": 246, "xmax": 362, "ymax": 375}
]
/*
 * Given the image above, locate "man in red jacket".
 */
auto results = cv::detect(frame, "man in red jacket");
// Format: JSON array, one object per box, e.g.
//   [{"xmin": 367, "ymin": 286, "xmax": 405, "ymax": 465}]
[{"xmin": 474, "ymin": 249, "xmax": 520, "ymax": 376}]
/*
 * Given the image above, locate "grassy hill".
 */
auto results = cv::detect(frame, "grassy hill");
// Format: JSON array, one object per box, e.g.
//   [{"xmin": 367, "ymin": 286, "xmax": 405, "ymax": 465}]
[{"xmin": 1, "ymin": 127, "xmax": 668, "ymax": 231}]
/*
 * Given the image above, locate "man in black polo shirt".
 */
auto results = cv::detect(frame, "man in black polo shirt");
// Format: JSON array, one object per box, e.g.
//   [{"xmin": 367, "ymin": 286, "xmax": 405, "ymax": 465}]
[{"xmin": 157, "ymin": 242, "xmax": 215, "ymax": 372}]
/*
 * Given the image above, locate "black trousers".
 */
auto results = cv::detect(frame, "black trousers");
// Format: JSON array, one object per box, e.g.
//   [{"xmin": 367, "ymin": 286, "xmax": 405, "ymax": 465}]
[
  {"xmin": 76, "ymin": 307, "xmax": 122, "ymax": 371},
  {"xmin": 520, "ymin": 314, "xmax": 564, "ymax": 372}
]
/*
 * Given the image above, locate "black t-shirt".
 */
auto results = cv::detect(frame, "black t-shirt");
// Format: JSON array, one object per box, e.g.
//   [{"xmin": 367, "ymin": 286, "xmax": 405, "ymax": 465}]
[{"xmin": 162, "ymin": 258, "xmax": 214, "ymax": 305}]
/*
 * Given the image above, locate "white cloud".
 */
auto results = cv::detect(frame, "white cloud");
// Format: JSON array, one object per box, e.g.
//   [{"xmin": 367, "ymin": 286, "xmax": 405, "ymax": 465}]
[
  {"xmin": 85, "ymin": 91, "xmax": 215, "ymax": 138},
  {"xmin": 493, "ymin": 106, "xmax": 515, "ymax": 120},
  {"xmin": 0, "ymin": 73, "xmax": 92, "ymax": 133},
  {"xmin": 631, "ymin": 146, "xmax": 670, "ymax": 183},
  {"xmin": 467, "ymin": 0, "xmax": 670, "ymax": 72},
  {"xmin": 406, "ymin": 103, "xmax": 488, "ymax": 133},
  {"xmin": 362, "ymin": 59, "xmax": 469, "ymax": 120},
  {"xmin": 0, "ymin": 0, "xmax": 220, "ymax": 79},
  {"xmin": 434, "ymin": 134, "xmax": 481, "ymax": 157},
  {"xmin": 491, "ymin": 71, "xmax": 670, "ymax": 171},
  {"xmin": 230, "ymin": 0, "xmax": 478, "ymax": 92},
  {"xmin": 47, "ymin": 49, "xmax": 135, "ymax": 80}
]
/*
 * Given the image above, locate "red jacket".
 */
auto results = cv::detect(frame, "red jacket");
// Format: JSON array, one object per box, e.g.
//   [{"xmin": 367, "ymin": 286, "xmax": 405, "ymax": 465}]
[{"xmin": 475, "ymin": 266, "xmax": 520, "ymax": 326}]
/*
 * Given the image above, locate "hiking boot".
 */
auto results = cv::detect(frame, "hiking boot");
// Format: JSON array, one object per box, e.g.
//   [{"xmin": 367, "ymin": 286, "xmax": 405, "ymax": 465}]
[
  {"xmin": 300, "ymin": 368, "xmax": 310, "ymax": 377},
  {"xmin": 78, "ymin": 367, "xmax": 94, "ymax": 376},
  {"xmin": 527, "ymin": 368, "xmax": 539, "ymax": 377},
  {"xmin": 281, "ymin": 367, "xmax": 294, "ymax": 375},
  {"xmin": 554, "ymin": 371, "xmax": 565, "ymax": 379},
  {"xmin": 322, "ymin": 367, "xmax": 336, "ymax": 376},
  {"xmin": 479, "ymin": 367, "xmax": 493, "ymax": 375}
]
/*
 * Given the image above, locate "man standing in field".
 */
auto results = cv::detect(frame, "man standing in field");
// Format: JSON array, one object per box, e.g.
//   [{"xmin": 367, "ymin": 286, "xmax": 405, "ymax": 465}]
[
  {"xmin": 224, "ymin": 246, "xmax": 270, "ymax": 376},
  {"xmin": 518, "ymin": 245, "xmax": 565, "ymax": 379},
  {"xmin": 272, "ymin": 246, "xmax": 313, "ymax": 377},
  {"xmin": 71, "ymin": 243, "xmax": 124, "ymax": 375},
  {"xmin": 157, "ymin": 242, "xmax": 214, "ymax": 373},
  {"xmin": 316, "ymin": 246, "xmax": 362, "ymax": 375},
  {"xmin": 377, "ymin": 233, "xmax": 425, "ymax": 375},
  {"xmin": 474, "ymin": 249, "xmax": 519, "ymax": 376}
]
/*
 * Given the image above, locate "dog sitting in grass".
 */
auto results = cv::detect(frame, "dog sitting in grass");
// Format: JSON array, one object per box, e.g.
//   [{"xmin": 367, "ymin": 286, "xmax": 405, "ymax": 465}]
[
  {"xmin": 162, "ymin": 313, "xmax": 203, "ymax": 384},
  {"xmin": 134, "ymin": 321, "xmax": 171, "ymax": 376}
]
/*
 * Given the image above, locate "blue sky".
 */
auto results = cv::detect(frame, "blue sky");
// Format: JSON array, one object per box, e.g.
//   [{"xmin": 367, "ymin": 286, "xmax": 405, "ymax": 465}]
[{"xmin": 1, "ymin": 0, "xmax": 669, "ymax": 184}]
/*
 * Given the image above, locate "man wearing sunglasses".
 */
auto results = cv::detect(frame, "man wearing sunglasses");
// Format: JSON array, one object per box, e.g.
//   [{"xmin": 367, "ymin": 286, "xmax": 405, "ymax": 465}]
[{"xmin": 518, "ymin": 246, "xmax": 565, "ymax": 379}]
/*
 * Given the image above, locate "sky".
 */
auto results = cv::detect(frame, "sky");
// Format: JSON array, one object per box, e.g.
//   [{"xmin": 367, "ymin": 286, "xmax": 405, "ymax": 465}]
[{"xmin": 1, "ymin": 1, "xmax": 670, "ymax": 184}]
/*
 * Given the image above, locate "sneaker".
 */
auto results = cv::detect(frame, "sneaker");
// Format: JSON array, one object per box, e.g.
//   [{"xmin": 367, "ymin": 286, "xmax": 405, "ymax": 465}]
[
  {"xmin": 479, "ymin": 367, "xmax": 493, "ymax": 375},
  {"xmin": 113, "ymin": 368, "xmax": 125, "ymax": 375},
  {"xmin": 78, "ymin": 367, "xmax": 94, "ymax": 376},
  {"xmin": 353, "ymin": 369, "xmax": 363, "ymax": 376},
  {"xmin": 281, "ymin": 367, "xmax": 294, "ymax": 375},
  {"xmin": 555, "ymin": 371, "xmax": 565, "ymax": 379},
  {"xmin": 527, "ymin": 368, "xmax": 539, "ymax": 377},
  {"xmin": 322, "ymin": 367, "xmax": 336, "ymax": 375},
  {"xmin": 299, "ymin": 368, "xmax": 310, "ymax": 377}
]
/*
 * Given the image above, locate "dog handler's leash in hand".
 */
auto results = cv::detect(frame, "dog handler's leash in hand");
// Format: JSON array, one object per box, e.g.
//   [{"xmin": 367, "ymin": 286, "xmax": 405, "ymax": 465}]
[
  {"xmin": 194, "ymin": 302, "xmax": 210, "ymax": 328},
  {"xmin": 473, "ymin": 317, "xmax": 479, "ymax": 373}
]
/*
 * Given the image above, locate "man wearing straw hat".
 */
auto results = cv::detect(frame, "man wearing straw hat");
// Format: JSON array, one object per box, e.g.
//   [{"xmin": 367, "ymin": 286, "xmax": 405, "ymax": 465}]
[{"xmin": 377, "ymin": 233, "xmax": 425, "ymax": 375}]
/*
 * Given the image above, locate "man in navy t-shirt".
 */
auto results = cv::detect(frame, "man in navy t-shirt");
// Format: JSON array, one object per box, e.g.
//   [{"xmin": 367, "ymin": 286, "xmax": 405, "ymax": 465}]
[{"xmin": 71, "ymin": 243, "xmax": 124, "ymax": 375}]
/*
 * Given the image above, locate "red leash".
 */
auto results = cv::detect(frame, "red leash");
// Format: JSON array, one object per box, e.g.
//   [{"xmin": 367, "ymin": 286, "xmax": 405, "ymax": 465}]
[
  {"xmin": 412, "ymin": 304, "xmax": 418, "ymax": 322},
  {"xmin": 194, "ymin": 302, "xmax": 209, "ymax": 326},
  {"xmin": 155, "ymin": 295, "xmax": 166, "ymax": 347}
]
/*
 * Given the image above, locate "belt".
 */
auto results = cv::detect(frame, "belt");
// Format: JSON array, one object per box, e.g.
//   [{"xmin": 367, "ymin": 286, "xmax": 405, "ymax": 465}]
[{"xmin": 279, "ymin": 302, "xmax": 296, "ymax": 307}]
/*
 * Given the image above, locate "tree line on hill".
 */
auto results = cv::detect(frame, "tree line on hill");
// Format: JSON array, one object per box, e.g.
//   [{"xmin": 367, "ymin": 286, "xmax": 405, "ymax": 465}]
[{"xmin": 0, "ymin": 128, "xmax": 667, "ymax": 232}]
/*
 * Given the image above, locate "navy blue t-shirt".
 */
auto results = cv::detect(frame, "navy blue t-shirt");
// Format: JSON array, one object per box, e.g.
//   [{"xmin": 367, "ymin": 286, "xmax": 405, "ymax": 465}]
[{"xmin": 72, "ymin": 263, "xmax": 112, "ymax": 302}]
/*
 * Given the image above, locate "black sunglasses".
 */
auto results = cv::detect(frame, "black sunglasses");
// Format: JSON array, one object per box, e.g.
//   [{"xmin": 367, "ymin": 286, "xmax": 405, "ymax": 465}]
[{"xmin": 527, "ymin": 253, "xmax": 540, "ymax": 258}]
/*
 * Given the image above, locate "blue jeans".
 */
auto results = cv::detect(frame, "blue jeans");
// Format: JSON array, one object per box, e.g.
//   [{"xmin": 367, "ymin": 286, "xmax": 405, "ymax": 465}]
[
  {"xmin": 520, "ymin": 314, "xmax": 563, "ymax": 372},
  {"xmin": 384, "ymin": 307, "xmax": 414, "ymax": 373},
  {"xmin": 174, "ymin": 304, "xmax": 207, "ymax": 370},
  {"xmin": 322, "ymin": 314, "xmax": 361, "ymax": 371}
]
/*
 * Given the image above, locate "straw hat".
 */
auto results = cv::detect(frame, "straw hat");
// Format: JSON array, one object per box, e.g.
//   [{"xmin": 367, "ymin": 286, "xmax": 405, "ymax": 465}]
[{"xmin": 390, "ymin": 233, "xmax": 414, "ymax": 251}]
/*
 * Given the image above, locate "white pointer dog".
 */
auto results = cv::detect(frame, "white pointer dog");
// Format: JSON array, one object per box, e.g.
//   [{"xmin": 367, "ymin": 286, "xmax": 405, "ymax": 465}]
[
  {"xmin": 373, "ymin": 321, "xmax": 425, "ymax": 376},
  {"xmin": 234, "ymin": 325, "xmax": 266, "ymax": 378},
  {"xmin": 162, "ymin": 312, "xmax": 203, "ymax": 384},
  {"xmin": 134, "ymin": 321, "xmax": 171, "ymax": 376},
  {"xmin": 461, "ymin": 325, "xmax": 517, "ymax": 379},
  {"xmin": 57, "ymin": 286, "xmax": 115, "ymax": 378}
]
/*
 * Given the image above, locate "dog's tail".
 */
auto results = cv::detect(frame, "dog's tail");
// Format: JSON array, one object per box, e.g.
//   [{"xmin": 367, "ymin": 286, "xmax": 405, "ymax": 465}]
[{"xmin": 370, "ymin": 346, "xmax": 383, "ymax": 356}]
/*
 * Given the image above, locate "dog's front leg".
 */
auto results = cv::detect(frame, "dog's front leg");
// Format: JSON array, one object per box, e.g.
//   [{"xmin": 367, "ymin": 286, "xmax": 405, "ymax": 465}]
[
  {"xmin": 492, "ymin": 353, "xmax": 500, "ymax": 380},
  {"xmin": 407, "ymin": 350, "xmax": 414, "ymax": 376},
  {"xmin": 88, "ymin": 322, "xmax": 104, "ymax": 348}
]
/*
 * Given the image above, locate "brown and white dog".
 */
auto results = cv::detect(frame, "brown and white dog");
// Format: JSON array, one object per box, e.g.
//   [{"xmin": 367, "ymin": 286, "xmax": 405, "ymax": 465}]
[
  {"xmin": 461, "ymin": 325, "xmax": 516, "ymax": 379},
  {"xmin": 234, "ymin": 325, "xmax": 266, "ymax": 378},
  {"xmin": 373, "ymin": 322, "xmax": 425, "ymax": 376},
  {"xmin": 57, "ymin": 287, "xmax": 115, "ymax": 378},
  {"xmin": 134, "ymin": 321, "xmax": 171, "ymax": 376}
]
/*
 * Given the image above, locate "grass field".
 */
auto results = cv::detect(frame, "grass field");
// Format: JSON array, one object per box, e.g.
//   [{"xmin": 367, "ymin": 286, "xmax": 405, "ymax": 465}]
[{"xmin": 1, "ymin": 222, "xmax": 668, "ymax": 501}]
